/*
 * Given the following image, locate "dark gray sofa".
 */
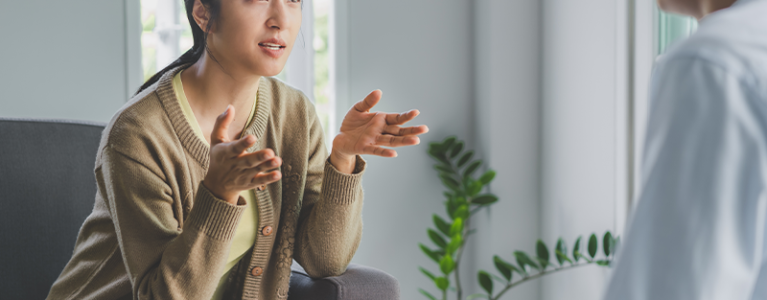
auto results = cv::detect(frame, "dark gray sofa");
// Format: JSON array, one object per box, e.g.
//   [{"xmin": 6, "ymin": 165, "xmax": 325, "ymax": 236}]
[{"xmin": 0, "ymin": 117, "xmax": 399, "ymax": 300}]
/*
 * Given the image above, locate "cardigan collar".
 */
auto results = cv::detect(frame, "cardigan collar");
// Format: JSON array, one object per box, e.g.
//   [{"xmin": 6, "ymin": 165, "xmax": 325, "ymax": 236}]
[{"xmin": 155, "ymin": 63, "xmax": 273, "ymax": 168}]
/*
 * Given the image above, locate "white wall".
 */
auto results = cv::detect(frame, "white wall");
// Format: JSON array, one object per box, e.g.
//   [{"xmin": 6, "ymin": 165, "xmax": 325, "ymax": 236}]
[
  {"xmin": 539, "ymin": 0, "xmax": 621, "ymax": 299},
  {"xmin": 470, "ymin": 0, "xmax": 543, "ymax": 299},
  {"xmin": 340, "ymin": 1, "xmax": 476, "ymax": 299},
  {"xmin": 0, "ymin": 0, "xmax": 142, "ymax": 123}
]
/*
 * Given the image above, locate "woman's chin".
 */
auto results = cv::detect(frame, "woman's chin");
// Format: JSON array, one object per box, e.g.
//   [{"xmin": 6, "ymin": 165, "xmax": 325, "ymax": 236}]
[{"xmin": 254, "ymin": 66, "xmax": 284, "ymax": 78}]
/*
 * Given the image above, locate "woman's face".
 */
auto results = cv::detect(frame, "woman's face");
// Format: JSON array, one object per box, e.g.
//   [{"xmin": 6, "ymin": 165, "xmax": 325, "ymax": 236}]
[{"xmin": 207, "ymin": 0, "xmax": 302, "ymax": 77}]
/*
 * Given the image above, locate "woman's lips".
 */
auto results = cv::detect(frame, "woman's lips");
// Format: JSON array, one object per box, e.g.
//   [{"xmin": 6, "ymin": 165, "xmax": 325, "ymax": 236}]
[{"xmin": 258, "ymin": 43, "xmax": 286, "ymax": 58}]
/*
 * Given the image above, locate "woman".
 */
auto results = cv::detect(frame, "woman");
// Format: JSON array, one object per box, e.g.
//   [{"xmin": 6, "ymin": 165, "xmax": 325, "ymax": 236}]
[{"xmin": 47, "ymin": 0, "xmax": 428, "ymax": 299}]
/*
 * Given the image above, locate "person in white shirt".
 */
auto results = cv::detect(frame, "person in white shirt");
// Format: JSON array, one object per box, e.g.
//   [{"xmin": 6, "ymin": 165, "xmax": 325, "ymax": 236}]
[{"xmin": 603, "ymin": 0, "xmax": 767, "ymax": 299}]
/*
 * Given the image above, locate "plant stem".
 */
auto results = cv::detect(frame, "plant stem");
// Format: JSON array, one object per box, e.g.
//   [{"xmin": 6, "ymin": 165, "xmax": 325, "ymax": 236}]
[
  {"xmin": 453, "ymin": 214, "xmax": 472, "ymax": 300},
  {"xmin": 442, "ymin": 289, "xmax": 447, "ymax": 300},
  {"xmin": 490, "ymin": 261, "xmax": 603, "ymax": 300}
]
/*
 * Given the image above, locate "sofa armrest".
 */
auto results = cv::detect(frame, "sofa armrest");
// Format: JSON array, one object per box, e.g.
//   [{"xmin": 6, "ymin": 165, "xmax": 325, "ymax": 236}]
[{"xmin": 288, "ymin": 262, "xmax": 400, "ymax": 300}]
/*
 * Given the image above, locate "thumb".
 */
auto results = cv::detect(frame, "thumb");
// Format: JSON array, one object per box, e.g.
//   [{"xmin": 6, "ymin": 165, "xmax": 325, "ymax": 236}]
[
  {"xmin": 353, "ymin": 89, "xmax": 382, "ymax": 113},
  {"xmin": 210, "ymin": 105, "xmax": 234, "ymax": 146}
]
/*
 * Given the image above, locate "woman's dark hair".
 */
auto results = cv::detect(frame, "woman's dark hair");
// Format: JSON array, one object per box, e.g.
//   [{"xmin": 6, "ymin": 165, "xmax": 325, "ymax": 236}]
[{"xmin": 135, "ymin": 0, "xmax": 221, "ymax": 95}]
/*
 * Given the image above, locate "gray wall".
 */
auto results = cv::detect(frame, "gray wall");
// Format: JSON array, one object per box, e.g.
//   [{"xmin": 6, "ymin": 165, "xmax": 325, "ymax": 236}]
[
  {"xmin": 0, "ymin": 0, "xmax": 142, "ymax": 123},
  {"xmin": 341, "ymin": 1, "xmax": 477, "ymax": 299},
  {"xmin": 539, "ymin": 0, "xmax": 620, "ymax": 299},
  {"xmin": 470, "ymin": 0, "xmax": 543, "ymax": 299}
]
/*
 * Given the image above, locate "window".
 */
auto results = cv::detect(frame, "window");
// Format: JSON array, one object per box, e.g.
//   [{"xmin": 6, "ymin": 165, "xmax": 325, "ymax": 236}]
[
  {"xmin": 657, "ymin": 11, "xmax": 697, "ymax": 55},
  {"xmin": 140, "ymin": 0, "xmax": 335, "ymax": 147}
]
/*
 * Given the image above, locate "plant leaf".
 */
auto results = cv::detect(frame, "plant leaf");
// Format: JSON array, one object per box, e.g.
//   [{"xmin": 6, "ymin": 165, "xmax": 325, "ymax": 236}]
[
  {"xmin": 603, "ymin": 231, "xmax": 613, "ymax": 256},
  {"xmin": 419, "ymin": 289, "xmax": 438, "ymax": 300},
  {"xmin": 596, "ymin": 259, "xmax": 610, "ymax": 266},
  {"xmin": 479, "ymin": 170, "xmax": 496, "ymax": 185},
  {"xmin": 472, "ymin": 194, "xmax": 499, "ymax": 205},
  {"xmin": 439, "ymin": 254, "xmax": 456, "ymax": 275},
  {"xmin": 450, "ymin": 141, "xmax": 464, "ymax": 158},
  {"xmin": 420, "ymin": 267, "xmax": 436, "ymax": 281},
  {"xmin": 555, "ymin": 250, "xmax": 573, "ymax": 265},
  {"xmin": 588, "ymin": 233, "xmax": 598, "ymax": 259},
  {"xmin": 493, "ymin": 255, "xmax": 514, "ymax": 282},
  {"xmin": 433, "ymin": 214, "xmax": 451, "ymax": 236},
  {"xmin": 449, "ymin": 218, "xmax": 464, "ymax": 237},
  {"xmin": 536, "ymin": 240, "xmax": 550, "ymax": 269},
  {"xmin": 446, "ymin": 234, "xmax": 463, "ymax": 255},
  {"xmin": 434, "ymin": 164, "xmax": 453, "ymax": 174},
  {"xmin": 454, "ymin": 205, "xmax": 469, "ymax": 220},
  {"xmin": 463, "ymin": 160, "xmax": 482, "ymax": 178},
  {"xmin": 573, "ymin": 236, "xmax": 582, "ymax": 262},
  {"xmin": 428, "ymin": 145, "xmax": 450, "ymax": 165},
  {"xmin": 442, "ymin": 137, "xmax": 456, "ymax": 152},
  {"xmin": 446, "ymin": 201, "xmax": 457, "ymax": 220},
  {"xmin": 439, "ymin": 174, "xmax": 461, "ymax": 191},
  {"xmin": 467, "ymin": 180, "xmax": 483, "ymax": 196},
  {"xmin": 428, "ymin": 229, "xmax": 447, "ymax": 249},
  {"xmin": 420, "ymin": 244, "xmax": 441, "ymax": 263},
  {"xmin": 514, "ymin": 251, "xmax": 540, "ymax": 271},
  {"xmin": 478, "ymin": 270, "xmax": 494, "ymax": 295},
  {"xmin": 457, "ymin": 151, "xmax": 474, "ymax": 168},
  {"xmin": 434, "ymin": 276, "xmax": 449, "ymax": 291},
  {"xmin": 555, "ymin": 238, "xmax": 568, "ymax": 265}
]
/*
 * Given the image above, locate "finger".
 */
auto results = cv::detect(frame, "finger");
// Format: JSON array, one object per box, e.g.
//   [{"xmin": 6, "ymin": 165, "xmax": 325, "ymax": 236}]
[
  {"xmin": 242, "ymin": 156, "xmax": 282, "ymax": 176},
  {"xmin": 240, "ymin": 148, "xmax": 276, "ymax": 168},
  {"xmin": 376, "ymin": 135, "xmax": 420, "ymax": 147},
  {"xmin": 249, "ymin": 170, "xmax": 282, "ymax": 186},
  {"xmin": 361, "ymin": 145, "xmax": 397, "ymax": 157},
  {"xmin": 385, "ymin": 109, "xmax": 419, "ymax": 125},
  {"xmin": 383, "ymin": 124, "xmax": 429, "ymax": 136},
  {"xmin": 211, "ymin": 105, "xmax": 234, "ymax": 146},
  {"xmin": 229, "ymin": 135, "xmax": 257, "ymax": 156},
  {"xmin": 353, "ymin": 90, "xmax": 382, "ymax": 113}
]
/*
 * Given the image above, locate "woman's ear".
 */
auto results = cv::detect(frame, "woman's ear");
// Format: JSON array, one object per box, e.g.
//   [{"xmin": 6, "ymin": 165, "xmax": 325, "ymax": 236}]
[{"xmin": 192, "ymin": 0, "xmax": 212, "ymax": 32}]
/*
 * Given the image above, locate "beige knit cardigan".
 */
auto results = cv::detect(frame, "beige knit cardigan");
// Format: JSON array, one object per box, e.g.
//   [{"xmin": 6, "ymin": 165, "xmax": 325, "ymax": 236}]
[{"xmin": 47, "ymin": 64, "xmax": 366, "ymax": 300}]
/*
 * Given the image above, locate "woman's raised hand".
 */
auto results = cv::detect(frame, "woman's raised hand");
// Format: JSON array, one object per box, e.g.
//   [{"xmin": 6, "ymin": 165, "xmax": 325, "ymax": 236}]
[
  {"xmin": 332, "ymin": 90, "xmax": 430, "ymax": 159},
  {"xmin": 202, "ymin": 105, "xmax": 282, "ymax": 205}
]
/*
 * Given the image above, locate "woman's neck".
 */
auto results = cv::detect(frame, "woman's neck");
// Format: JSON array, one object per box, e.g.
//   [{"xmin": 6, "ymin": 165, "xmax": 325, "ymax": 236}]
[
  {"xmin": 695, "ymin": 0, "xmax": 738, "ymax": 20},
  {"xmin": 180, "ymin": 52, "xmax": 261, "ymax": 142}
]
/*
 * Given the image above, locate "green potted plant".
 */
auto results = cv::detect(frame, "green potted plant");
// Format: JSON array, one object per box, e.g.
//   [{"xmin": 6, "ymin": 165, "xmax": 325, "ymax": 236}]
[{"xmin": 419, "ymin": 136, "xmax": 618, "ymax": 300}]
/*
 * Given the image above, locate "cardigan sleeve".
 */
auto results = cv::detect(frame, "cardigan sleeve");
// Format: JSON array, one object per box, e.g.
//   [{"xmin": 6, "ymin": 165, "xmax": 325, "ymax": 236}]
[
  {"xmin": 98, "ymin": 145, "xmax": 246, "ymax": 300},
  {"xmin": 292, "ymin": 103, "xmax": 367, "ymax": 278}
]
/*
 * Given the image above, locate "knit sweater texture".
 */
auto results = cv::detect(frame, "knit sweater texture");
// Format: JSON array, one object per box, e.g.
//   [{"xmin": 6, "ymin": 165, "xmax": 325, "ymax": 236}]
[{"xmin": 46, "ymin": 63, "xmax": 366, "ymax": 300}]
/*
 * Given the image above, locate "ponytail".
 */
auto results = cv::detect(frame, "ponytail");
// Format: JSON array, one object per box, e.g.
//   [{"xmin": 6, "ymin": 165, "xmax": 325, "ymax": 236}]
[{"xmin": 134, "ymin": 0, "xmax": 221, "ymax": 95}]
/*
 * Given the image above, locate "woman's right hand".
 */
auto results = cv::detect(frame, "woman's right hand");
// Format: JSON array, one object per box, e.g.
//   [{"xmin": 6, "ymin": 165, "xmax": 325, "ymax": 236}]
[{"xmin": 202, "ymin": 105, "xmax": 282, "ymax": 205}]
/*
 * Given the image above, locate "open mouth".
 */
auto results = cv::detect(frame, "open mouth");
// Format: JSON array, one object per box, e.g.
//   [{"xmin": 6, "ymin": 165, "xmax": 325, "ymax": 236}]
[{"xmin": 258, "ymin": 43, "xmax": 286, "ymax": 50}]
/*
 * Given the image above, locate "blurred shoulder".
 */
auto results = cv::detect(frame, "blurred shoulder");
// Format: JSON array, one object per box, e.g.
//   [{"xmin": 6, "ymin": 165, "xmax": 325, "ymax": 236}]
[{"xmin": 658, "ymin": 2, "xmax": 767, "ymax": 88}]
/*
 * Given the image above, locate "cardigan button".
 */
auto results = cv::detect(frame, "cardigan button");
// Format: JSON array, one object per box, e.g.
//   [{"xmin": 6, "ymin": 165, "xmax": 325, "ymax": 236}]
[
  {"xmin": 262, "ymin": 226, "xmax": 273, "ymax": 236},
  {"xmin": 251, "ymin": 266, "xmax": 263, "ymax": 276}
]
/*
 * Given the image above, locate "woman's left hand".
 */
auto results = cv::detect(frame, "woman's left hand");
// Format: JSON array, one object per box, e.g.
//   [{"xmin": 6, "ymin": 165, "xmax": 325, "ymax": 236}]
[{"xmin": 330, "ymin": 90, "xmax": 429, "ymax": 172}]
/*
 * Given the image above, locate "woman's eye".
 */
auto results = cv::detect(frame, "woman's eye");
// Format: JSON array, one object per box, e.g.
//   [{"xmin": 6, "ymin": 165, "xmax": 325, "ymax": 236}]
[{"xmin": 289, "ymin": 0, "xmax": 301, "ymax": 2}]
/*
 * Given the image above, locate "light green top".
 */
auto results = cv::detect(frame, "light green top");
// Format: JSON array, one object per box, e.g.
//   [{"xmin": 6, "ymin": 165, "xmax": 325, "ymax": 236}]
[{"xmin": 172, "ymin": 70, "xmax": 259, "ymax": 300}]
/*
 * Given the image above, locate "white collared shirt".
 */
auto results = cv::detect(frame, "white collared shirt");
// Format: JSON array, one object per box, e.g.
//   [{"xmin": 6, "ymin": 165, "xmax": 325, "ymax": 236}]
[{"xmin": 604, "ymin": 0, "xmax": 767, "ymax": 299}]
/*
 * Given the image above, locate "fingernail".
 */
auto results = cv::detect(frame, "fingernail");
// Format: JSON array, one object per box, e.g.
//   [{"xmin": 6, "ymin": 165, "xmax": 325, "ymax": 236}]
[{"xmin": 222, "ymin": 105, "xmax": 231, "ymax": 116}]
